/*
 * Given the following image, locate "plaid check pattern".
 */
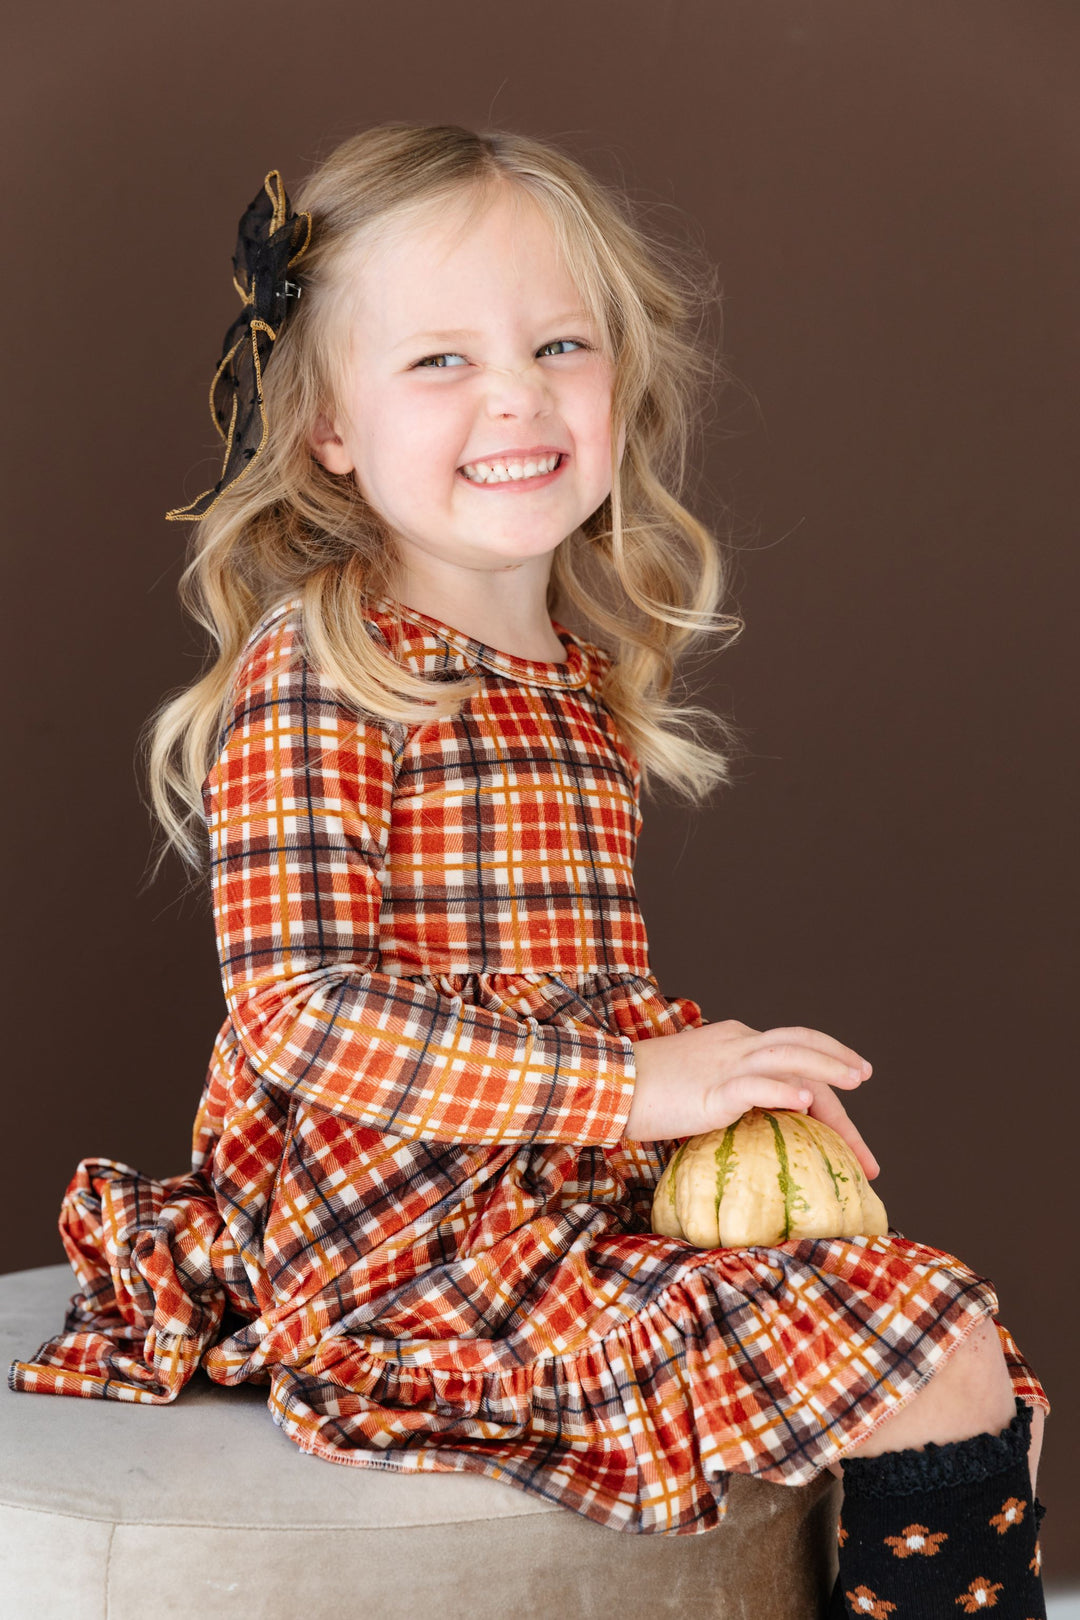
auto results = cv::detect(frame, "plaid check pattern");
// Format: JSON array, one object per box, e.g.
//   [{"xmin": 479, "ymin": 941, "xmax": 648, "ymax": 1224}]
[{"xmin": 9, "ymin": 595, "xmax": 1048, "ymax": 1535}]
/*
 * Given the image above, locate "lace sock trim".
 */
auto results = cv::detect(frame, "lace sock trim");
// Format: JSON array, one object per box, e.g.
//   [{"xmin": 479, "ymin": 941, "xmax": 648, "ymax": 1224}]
[{"xmin": 840, "ymin": 1395, "xmax": 1033, "ymax": 1498}]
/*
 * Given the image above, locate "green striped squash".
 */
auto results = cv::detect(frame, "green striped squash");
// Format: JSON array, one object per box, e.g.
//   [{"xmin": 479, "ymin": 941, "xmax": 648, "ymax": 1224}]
[{"xmin": 651, "ymin": 1106, "xmax": 889, "ymax": 1248}]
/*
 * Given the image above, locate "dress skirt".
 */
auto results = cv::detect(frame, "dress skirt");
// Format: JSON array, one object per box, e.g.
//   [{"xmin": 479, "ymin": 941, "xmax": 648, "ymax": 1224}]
[{"xmin": 9, "ymin": 989, "xmax": 1049, "ymax": 1537}]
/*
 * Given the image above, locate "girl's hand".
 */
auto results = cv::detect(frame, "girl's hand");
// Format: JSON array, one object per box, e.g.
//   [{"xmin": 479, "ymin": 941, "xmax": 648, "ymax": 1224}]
[{"xmin": 622, "ymin": 1018, "xmax": 880, "ymax": 1179}]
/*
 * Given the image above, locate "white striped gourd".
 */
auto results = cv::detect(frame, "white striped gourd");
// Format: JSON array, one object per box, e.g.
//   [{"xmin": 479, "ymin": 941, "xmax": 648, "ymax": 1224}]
[{"xmin": 651, "ymin": 1106, "xmax": 888, "ymax": 1248}]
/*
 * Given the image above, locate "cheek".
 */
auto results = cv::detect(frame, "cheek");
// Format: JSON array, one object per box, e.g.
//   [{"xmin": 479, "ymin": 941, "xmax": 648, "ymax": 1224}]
[
  {"xmin": 386, "ymin": 395, "xmax": 466, "ymax": 483},
  {"xmin": 358, "ymin": 401, "xmax": 457, "ymax": 505},
  {"xmin": 571, "ymin": 370, "xmax": 615, "ymax": 448},
  {"xmin": 572, "ymin": 379, "xmax": 616, "ymax": 481}
]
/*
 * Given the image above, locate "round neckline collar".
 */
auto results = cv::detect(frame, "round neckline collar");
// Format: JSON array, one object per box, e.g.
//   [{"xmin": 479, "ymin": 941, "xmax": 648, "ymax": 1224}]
[{"xmin": 365, "ymin": 593, "xmax": 594, "ymax": 690}]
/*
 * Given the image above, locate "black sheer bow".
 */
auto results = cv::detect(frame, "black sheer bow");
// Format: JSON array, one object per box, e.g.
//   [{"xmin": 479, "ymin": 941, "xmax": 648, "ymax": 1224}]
[{"xmin": 166, "ymin": 170, "xmax": 312, "ymax": 521}]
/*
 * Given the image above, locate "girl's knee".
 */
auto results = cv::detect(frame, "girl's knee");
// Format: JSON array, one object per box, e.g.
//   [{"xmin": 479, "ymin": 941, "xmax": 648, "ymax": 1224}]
[
  {"xmin": 897, "ymin": 1319, "xmax": 1014, "ymax": 1431},
  {"xmin": 828, "ymin": 1317, "xmax": 1016, "ymax": 1470}
]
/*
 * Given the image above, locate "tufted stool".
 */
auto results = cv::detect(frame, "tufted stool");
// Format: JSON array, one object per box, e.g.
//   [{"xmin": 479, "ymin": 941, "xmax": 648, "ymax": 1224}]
[{"xmin": 1, "ymin": 1265, "xmax": 841, "ymax": 1619}]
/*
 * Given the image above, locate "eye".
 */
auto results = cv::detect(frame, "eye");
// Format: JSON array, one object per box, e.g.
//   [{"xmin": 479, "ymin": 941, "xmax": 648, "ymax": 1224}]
[
  {"xmin": 413, "ymin": 352, "xmax": 468, "ymax": 368},
  {"xmin": 537, "ymin": 339, "xmax": 588, "ymax": 357}
]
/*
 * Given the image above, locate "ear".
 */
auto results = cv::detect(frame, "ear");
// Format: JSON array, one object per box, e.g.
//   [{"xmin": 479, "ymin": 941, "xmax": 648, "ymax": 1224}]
[{"xmin": 310, "ymin": 411, "xmax": 355, "ymax": 475}]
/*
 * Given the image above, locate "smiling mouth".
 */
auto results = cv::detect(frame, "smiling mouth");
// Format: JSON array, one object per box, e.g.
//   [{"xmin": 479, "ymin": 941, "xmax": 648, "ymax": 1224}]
[{"xmin": 459, "ymin": 452, "xmax": 566, "ymax": 486}]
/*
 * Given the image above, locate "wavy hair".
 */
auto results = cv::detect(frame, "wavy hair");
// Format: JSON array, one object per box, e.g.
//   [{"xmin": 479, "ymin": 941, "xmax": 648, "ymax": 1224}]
[{"xmin": 141, "ymin": 122, "xmax": 746, "ymax": 884}]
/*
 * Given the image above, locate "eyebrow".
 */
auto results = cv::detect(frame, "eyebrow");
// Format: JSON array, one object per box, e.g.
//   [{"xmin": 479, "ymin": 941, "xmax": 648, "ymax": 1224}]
[{"xmin": 393, "ymin": 312, "xmax": 594, "ymax": 352}]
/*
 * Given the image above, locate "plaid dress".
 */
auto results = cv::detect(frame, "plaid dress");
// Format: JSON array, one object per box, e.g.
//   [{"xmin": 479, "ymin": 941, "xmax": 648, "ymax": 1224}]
[{"xmin": 9, "ymin": 595, "xmax": 1049, "ymax": 1536}]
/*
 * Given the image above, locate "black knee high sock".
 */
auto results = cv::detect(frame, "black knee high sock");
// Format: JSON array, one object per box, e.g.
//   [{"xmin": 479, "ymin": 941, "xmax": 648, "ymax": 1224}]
[{"xmin": 826, "ymin": 1396, "xmax": 1047, "ymax": 1618}]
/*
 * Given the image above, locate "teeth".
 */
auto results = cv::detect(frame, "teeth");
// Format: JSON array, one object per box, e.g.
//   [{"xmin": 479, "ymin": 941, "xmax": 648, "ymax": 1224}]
[{"xmin": 461, "ymin": 453, "xmax": 560, "ymax": 484}]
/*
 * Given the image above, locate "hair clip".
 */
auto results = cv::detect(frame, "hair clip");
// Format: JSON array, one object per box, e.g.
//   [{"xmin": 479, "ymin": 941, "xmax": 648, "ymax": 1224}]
[{"xmin": 166, "ymin": 170, "xmax": 312, "ymax": 522}]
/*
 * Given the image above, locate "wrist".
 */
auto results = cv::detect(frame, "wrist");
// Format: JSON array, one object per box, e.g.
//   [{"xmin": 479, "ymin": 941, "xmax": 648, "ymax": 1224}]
[{"xmin": 620, "ymin": 1039, "xmax": 655, "ymax": 1141}]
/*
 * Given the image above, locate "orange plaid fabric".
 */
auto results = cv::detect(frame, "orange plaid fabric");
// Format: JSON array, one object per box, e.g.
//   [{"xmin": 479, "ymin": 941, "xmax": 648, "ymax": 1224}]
[{"xmin": 9, "ymin": 596, "xmax": 1049, "ymax": 1535}]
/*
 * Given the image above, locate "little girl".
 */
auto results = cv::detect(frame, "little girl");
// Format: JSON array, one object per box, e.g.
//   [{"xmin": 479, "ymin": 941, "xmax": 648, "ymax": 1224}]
[{"xmin": 11, "ymin": 124, "xmax": 1050, "ymax": 1615}]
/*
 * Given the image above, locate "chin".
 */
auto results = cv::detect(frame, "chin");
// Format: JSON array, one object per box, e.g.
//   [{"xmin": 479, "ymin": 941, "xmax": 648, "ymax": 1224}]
[{"xmin": 466, "ymin": 521, "xmax": 574, "ymax": 557}]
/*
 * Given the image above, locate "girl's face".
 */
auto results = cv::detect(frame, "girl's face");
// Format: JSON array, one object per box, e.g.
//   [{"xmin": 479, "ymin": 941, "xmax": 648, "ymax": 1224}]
[{"xmin": 310, "ymin": 184, "xmax": 620, "ymax": 586}]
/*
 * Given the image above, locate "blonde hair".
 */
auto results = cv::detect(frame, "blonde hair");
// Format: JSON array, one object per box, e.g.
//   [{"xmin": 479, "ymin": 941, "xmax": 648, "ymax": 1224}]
[{"xmin": 141, "ymin": 122, "xmax": 746, "ymax": 885}]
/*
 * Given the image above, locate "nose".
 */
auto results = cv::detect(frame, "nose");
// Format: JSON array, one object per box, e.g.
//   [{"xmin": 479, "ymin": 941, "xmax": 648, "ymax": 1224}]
[{"xmin": 482, "ymin": 359, "xmax": 554, "ymax": 421}]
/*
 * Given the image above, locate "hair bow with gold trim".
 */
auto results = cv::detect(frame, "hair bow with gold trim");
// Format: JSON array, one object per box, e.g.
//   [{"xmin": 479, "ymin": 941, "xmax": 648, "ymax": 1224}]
[{"xmin": 166, "ymin": 170, "xmax": 312, "ymax": 521}]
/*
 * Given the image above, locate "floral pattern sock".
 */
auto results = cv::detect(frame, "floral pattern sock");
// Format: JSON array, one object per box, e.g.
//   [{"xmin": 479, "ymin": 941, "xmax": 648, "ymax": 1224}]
[{"xmin": 826, "ymin": 1396, "xmax": 1046, "ymax": 1617}]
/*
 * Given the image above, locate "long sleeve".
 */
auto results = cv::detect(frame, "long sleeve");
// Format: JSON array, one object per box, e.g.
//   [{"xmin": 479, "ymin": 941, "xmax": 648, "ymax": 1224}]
[{"xmin": 202, "ymin": 633, "xmax": 638, "ymax": 1146}]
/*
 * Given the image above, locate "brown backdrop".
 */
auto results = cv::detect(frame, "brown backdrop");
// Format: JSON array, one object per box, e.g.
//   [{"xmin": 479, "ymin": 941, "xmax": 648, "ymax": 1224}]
[{"xmin": 4, "ymin": 0, "xmax": 1077, "ymax": 1580}]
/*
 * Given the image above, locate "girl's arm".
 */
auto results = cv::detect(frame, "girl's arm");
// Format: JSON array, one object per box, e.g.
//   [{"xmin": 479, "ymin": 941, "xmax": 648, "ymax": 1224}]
[{"xmin": 202, "ymin": 638, "xmax": 637, "ymax": 1147}]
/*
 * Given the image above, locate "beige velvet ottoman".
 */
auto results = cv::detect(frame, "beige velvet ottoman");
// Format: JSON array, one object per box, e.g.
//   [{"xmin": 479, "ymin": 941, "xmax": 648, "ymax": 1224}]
[{"xmin": 1, "ymin": 1264, "xmax": 841, "ymax": 1619}]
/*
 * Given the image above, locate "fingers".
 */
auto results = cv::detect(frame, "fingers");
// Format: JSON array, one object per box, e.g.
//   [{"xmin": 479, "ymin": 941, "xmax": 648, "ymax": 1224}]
[
  {"xmin": 737, "ymin": 1030, "xmax": 871, "ymax": 1093},
  {"xmin": 802, "ymin": 1085, "xmax": 881, "ymax": 1179},
  {"xmin": 760, "ymin": 1025, "xmax": 871, "ymax": 1073},
  {"xmin": 714, "ymin": 1021, "xmax": 871, "ymax": 1077},
  {"xmin": 707, "ymin": 1076, "xmax": 814, "ymax": 1125}
]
